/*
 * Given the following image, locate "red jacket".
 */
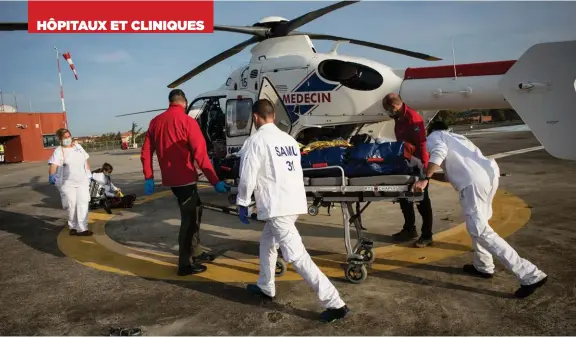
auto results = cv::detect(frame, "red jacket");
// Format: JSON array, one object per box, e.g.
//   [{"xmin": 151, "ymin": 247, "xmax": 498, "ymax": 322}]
[
  {"xmin": 394, "ymin": 104, "xmax": 430, "ymax": 167},
  {"xmin": 141, "ymin": 104, "xmax": 220, "ymax": 187}
]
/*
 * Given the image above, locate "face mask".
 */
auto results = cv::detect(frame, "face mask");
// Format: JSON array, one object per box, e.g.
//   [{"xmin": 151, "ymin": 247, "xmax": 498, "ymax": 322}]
[{"xmin": 62, "ymin": 138, "xmax": 72, "ymax": 146}]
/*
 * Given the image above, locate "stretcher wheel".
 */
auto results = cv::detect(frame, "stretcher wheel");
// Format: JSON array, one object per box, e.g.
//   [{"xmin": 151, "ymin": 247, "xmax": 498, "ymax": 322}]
[
  {"xmin": 307, "ymin": 205, "xmax": 319, "ymax": 216},
  {"xmin": 344, "ymin": 264, "xmax": 368, "ymax": 284},
  {"xmin": 359, "ymin": 247, "xmax": 375, "ymax": 263},
  {"xmin": 275, "ymin": 259, "xmax": 287, "ymax": 276},
  {"xmin": 227, "ymin": 194, "xmax": 237, "ymax": 205}
]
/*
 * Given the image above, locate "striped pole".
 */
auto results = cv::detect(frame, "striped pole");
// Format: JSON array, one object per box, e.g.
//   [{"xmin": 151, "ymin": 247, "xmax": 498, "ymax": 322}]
[
  {"xmin": 54, "ymin": 46, "xmax": 66, "ymax": 113},
  {"xmin": 54, "ymin": 46, "xmax": 67, "ymax": 128}
]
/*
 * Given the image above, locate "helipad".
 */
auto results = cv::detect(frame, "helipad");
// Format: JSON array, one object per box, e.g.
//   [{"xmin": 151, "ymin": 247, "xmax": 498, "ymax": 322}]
[{"xmin": 57, "ymin": 180, "xmax": 531, "ymax": 283}]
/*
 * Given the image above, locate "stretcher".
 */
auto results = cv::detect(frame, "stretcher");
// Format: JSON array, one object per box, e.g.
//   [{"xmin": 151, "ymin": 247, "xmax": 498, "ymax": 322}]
[{"xmin": 226, "ymin": 165, "xmax": 424, "ymax": 284}]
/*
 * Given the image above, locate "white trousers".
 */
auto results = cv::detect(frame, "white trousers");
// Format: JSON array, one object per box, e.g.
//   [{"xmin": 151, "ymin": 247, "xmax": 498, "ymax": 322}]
[
  {"xmin": 460, "ymin": 177, "xmax": 547, "ymax": 286},
  {"xmin": 257, "ymin": 215, "xmax": 345, "ymax": 309},
  {"xmin": 56, "ymin": 185, "xmax": 68, "ymax": 210},
  {"xmin": 60, "ymin": 183, "xmax": 90, "ymax": 232}
]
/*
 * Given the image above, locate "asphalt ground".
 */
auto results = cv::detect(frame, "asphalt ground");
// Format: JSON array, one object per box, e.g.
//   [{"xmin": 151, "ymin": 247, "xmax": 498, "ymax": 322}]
[{"xmin": 0, "ymin": 130, "xmax": 575, "ymax": 335}]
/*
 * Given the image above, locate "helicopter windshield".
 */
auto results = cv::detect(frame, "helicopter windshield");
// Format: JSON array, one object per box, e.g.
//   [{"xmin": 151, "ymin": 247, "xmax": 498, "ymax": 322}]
[{"xmin": 226, "ymin": 98, "xmax": 253, "ymax": 137}]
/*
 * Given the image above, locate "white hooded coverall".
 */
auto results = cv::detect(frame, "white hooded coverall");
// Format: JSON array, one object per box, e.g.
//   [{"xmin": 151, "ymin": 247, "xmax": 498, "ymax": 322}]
[
  {"xmin": 427, "ymin": 130, "xmax": 546, "ymax": 285},
  {"xmin": 49, "ymin": 144, "xmax": 92, "ymax": 232},
  {"xmin": 236, "ymin": 123, "xmax": 345, "ymax": 309},
  {"xmin": 92, "ymin": 172, "xmax": 120, "ymax": 197}
]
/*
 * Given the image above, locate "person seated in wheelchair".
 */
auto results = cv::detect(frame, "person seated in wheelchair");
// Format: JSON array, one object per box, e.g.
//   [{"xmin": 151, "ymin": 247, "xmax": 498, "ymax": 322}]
[{"xmin": 91, "ymin": 163, "xmax": 136, "ymax": 209}]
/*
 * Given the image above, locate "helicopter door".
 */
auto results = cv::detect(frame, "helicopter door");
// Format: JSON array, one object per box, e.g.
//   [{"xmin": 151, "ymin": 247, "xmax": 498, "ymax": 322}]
[
  {"xmin": 225, "ymin": 92, "xmax": 255, "ymax": 155},
  {"xmin": 258, "ymin": 76, "xmax": 293, "ymax": 134}
]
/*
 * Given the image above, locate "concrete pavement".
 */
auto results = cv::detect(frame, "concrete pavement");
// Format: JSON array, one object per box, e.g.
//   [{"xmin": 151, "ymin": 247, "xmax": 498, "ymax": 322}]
[{"xmin": 0, "ymin": 130, "xmax": 575, "ymax": 335}]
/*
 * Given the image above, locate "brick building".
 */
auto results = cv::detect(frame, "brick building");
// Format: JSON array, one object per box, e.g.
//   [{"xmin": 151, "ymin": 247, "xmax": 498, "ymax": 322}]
[{"xmin": 0, "ymin": 112, "xmax": 67, "ymax": 163}]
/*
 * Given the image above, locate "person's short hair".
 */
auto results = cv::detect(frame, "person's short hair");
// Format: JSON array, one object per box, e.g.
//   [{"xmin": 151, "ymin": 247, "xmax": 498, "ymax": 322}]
[
  {"xmin": 382, "ymin": 93, "xmax": 403, "ymax": 107},
  {"xmin": 102, "ymin": 163, "xmax": 113, "ymax": 172},
  {"xmin": 168, "ymin": 89, "xmax": 187, "ymax": 103},
  {"xmin": 252, "ymin": 99, "xmax": 275, "ymax": 119},
  {"xmin": 427, "ymin": 120, "xmax": 449, "ymax": 135},
  {"xmin": 56, "ymin": 128, "xmax": 70, "ymax": 140}
]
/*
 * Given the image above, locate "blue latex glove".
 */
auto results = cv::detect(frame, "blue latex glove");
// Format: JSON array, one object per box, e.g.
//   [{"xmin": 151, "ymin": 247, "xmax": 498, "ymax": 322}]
[
  {"xmin": 214, "ymin": 181, "xmax": 230, "ymax": 193},
  {"xmin": 144, "ymin": 178, "xmax": 155, "ymax": 195},
  {"xmin": 237, "ymin": 206, "xmax": 249, "ymax": 224},
  {"xmin": 49, "ymin": 174, "xmax": 57, "ymax": 185}
]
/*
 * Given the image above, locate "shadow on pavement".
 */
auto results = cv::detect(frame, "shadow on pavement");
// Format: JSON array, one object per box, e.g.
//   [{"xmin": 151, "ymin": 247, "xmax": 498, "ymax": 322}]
[
  {"xmin": 98, "ymin": 192, "xmax": 506, "ymax": 304},
  {"xmin": 0, "ymin": 209, "xmax": 65, "ymax": 257}
]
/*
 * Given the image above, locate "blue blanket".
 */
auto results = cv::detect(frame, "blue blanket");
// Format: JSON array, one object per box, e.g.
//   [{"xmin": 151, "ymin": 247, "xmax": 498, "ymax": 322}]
[{"xmin": 301, "ymin": 141, "xmax": 414, "ymax": 178}]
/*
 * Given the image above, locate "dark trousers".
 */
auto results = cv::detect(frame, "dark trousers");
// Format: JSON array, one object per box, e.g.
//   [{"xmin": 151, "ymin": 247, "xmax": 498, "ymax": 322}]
[
  {"xmin": 399, "ymin": 183, "xmax": 433, "ymax": 239},
  {"xmin": 171, "ymin": 184, "xmax": 204, "ymax": 268}
]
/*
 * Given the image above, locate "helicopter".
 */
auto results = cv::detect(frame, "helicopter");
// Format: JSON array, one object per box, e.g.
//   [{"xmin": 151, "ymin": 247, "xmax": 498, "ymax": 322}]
[{"xmin": 2, "ymin": 1, "xmax": 575, "ymax": 161}]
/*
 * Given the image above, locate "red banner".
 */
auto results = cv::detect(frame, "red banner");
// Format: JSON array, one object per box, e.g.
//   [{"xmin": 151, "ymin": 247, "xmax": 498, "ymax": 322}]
[{"xmin": 28, "ymin": 0, "xmax": 214, "ymax": 33}]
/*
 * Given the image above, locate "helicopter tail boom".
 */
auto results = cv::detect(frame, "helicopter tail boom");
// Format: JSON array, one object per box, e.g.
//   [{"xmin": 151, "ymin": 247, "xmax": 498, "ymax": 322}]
[{"xmin": 399, "ymin": 40, "xmax": 576, "ymax": 161}]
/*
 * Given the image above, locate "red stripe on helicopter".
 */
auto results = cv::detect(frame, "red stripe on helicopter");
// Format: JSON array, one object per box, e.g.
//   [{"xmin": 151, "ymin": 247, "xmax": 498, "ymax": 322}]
[{"xmin": 404, "ymin": 60, "xmax": 516, "ymax": 80}]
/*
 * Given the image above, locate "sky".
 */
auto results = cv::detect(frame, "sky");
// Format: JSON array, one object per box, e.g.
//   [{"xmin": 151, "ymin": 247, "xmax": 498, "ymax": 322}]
[{"xmin": 1, "ymin": 0, "xmax": 576, "ymax": 136}]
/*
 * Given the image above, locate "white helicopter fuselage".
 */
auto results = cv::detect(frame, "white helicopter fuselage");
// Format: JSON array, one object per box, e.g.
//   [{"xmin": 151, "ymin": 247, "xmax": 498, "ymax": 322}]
[{"xmin": 189, "ymin": 35, "xmax": 576, "ymax": 161}]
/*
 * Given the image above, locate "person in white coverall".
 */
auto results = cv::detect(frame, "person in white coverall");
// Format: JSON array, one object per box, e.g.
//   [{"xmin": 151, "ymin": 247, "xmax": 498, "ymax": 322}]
[
  {"xmin": 48, "ymin": 128, "xmax": 93, "ymax": 236},
  {"xmin": 413, "ymin": 121, "xmax": 548, "ymax": 298},
  {"xmin": 236, "ymin": 99, "xmax": 349, "ymax": 322}
]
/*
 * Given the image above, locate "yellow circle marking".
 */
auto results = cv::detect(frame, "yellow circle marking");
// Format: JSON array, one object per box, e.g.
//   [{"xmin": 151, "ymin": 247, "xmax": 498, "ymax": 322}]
[{"xmin": 57, "ymin": 181, "xmax": 531, "ymax": 282}]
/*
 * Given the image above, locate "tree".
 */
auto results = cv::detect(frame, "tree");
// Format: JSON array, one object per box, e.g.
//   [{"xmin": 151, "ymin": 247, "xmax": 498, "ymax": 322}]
[
  {"xmin": 129, "ymin": 122, "xmax": 143, "ymax": 147},
  {"xmin": 489, "ymin": 109, "xmax": 506, "ymax": 122},
  {"xmin": 504, "ymin": 109, "xmax": 522, "ymax": 121},
  {"xmin": 434, "ymin": 110, "xmax": 459, "ymax": 125}
]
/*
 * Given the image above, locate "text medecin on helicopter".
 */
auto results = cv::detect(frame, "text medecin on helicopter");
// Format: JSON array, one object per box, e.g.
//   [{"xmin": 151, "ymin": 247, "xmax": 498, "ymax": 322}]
[{"xmin": 36, "ymin": 19, "xmax": 206, "ymax": 32}]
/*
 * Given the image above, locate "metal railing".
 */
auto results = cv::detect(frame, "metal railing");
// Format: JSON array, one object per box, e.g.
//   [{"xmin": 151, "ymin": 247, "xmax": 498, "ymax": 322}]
[{"xmin": 81, "ymin": 139, "xmax": 145, "ymax": 153}]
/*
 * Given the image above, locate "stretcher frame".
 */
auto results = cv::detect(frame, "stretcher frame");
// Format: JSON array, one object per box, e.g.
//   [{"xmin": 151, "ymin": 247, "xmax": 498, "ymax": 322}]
[{"xmin": 227, "ymin": 164, "xmax": 424, "ymax": 284}]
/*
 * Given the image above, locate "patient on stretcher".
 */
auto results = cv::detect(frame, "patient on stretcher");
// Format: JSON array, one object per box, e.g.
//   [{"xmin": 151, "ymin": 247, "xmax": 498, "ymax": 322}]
[{"xmin": 91, "ymin": 163, "xmax": 136, "ymax": 209}]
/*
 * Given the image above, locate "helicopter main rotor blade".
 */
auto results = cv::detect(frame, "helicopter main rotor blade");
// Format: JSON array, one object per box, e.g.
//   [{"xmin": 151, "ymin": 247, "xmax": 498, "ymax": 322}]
[
  {"xmin": 296, "ymin": 32, "xmax": 442, "ymax": 61},
  {"xmin": 214, "ymin": 25, "xmax": 269, "ymax": 37},
  {"xmin": 282, "ymin": 1, "xmax": 360, "ymax": 34},
  {"xmin": 167, "ymin": 36, "xmax": 261, "ymax": 88},
  {"xmin": 115, "ymin": 108, "xmax": 165, "ymax": 118},
  {"xmin": 0, "ymin": 22, "xmax": 28, "ymax": 31}
]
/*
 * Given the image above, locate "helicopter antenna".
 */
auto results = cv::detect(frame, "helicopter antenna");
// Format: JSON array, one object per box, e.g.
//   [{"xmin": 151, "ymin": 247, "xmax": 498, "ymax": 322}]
[{"xmin": 451, "ymin": 37, "xmax": 457, "ymax": 80}]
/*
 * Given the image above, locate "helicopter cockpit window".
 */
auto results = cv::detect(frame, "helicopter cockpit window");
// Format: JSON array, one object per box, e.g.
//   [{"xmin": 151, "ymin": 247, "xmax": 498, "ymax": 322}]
[
  {"xmin": 318, "ymin": 59, "xmax": 383, "ymax": 91},
  {"xmin": 226, "ymin": 98, "xmax": 253, "ymax": 137},
  {"xmin": 187, "ymin": 98, "xmax": 209, "ymax": 118}
]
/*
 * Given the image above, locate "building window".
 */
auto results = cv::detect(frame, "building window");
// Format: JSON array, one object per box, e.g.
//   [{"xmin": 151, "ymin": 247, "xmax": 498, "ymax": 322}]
[{"xmin": 43, "ymin": 134, "xmax": 59, "ymax": 148}]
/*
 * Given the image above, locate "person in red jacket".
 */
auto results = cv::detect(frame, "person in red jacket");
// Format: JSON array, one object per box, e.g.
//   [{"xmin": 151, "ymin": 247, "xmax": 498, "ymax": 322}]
[
  {"xmin": 382, "ymin": 93, "xmax": 434, "ymax": 248},
  {"xmin": 141, "ymin": 89, "xmax": 230, "ymax": 276}
]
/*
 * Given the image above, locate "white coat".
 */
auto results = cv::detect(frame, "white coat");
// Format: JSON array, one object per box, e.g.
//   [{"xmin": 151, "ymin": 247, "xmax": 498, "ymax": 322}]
[
  {"xmin": 48, "ymin": 144, "xmax": 92, "ymax": 232},
  {"xmin": 427, "ymin": 130, "xmax": 499, "ymax": 192},
  {"xmin": 236, "ymin": 123, "xmax": 308, "ymax": 220},
  {"xmin": 92, "ymin": 172, "xmax": 119, "ymax": 198},
  {"xmin": 427, "ymin": 130, "xmax": 546, "ymax": 285},
  {"xmin": 236, "ymin": 122, "xmax": 345, "ymax": 309}
]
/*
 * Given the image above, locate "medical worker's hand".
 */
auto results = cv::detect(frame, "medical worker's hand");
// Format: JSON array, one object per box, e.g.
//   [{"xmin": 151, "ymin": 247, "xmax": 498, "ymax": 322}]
[
  {"xmin": 49, "ymin": 174, "xmax": 57, "ymax": 185},
  {"xmin": 412, "ymin": 179, "xmax": 428, "ymax": 193},
  {"xmin": 214, "ymin": 181, "xmax": 230, "ymax": 193},
  {"xmin": 237, "ymin": 206, "xmax": 249, "ymax": 224},
  {"xmin": 144, "ymin": 178, "xmax": 155, "ymax": 195}
]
